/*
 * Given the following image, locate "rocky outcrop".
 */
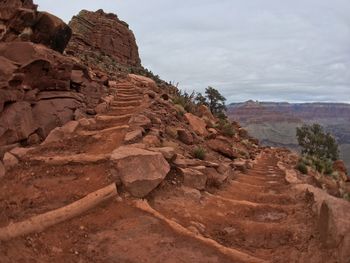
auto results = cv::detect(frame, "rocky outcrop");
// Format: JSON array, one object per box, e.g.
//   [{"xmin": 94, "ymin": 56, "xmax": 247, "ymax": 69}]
[
  {"xmin": 0, "ymin": 41, "xmax": 111, "ymax": 149},
  {"xmin": 110, "ymin": 145, "xmax": 170, "ymax": 198},
  {"xmin": 0, "ymin": 0, "xmax": 71, "ymax": 52},
  {"xmin": 207, "ymin": 139, "xmax": 237, "ymax": 159},
  {"xmin": 184, "ymin": 113, "xmax": 208, "ymax": 136},
  {"xmin": 67, "ymin": 9, "xmax": 141, "ymax": 68}
]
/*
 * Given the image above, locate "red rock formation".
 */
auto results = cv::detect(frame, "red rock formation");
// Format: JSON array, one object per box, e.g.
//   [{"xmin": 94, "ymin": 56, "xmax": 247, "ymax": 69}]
[
  {"xmin": 0, "ymin": 0, "xmax": 71, "ymax": 53},
  {"xmin": 0, "ymin": 41, "xmax": 109, "ymax": 148},
  {"xmin": 0, "ymin": 3, "xmax": 115, "ymax": 151},
  {"xmin": 67, "ymin": 9, "xmax": 141, "ymax": 68}
]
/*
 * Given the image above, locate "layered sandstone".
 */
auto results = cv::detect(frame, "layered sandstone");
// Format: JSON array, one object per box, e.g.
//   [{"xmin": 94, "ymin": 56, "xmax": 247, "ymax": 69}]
[{"xmin": 67, "ymin": 9, "xmax": 141, "ymax": 68}]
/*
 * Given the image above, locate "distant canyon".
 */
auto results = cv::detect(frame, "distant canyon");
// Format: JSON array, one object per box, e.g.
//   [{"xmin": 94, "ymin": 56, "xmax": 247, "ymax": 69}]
[{"xmin": 227, "ymin": 101, "xmax": 350, "ymax": 172}]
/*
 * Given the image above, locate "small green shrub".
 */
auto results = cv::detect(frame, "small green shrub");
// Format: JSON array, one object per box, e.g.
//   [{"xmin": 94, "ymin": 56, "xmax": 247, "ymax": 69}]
[
  {"xmin": 217, "ymin": 118, "xmax": 235, "ymax": 137},
  {"xmin": 343, "ymin": 193, "xmax": 350, "ymax": 202},
  {"xmin": 174, "ymin": 104, "xmax": 186, "ymax": 117},
  {"xmin": 172, "ymin": 90, "xmax": 196, "ymax": 113},
  {"xmin": 295, "ymin": 161, "xmax": 308, "ymax": 174},
  {"xmin": 331, "ymin": 171, "xmax": 340, "ymax": 180},
  {"xmin": 323, "ymin": 159, "xmax": 334, "ymax": 175},
  {"xmin": 221, "ymin": 123, "xmax": 235, "ymax": 137},
  {"xmin": 193, "ymin": 147, "xmax": 206, "ymax": 160},
  {"xmin": 302, "ymin": 155, "xmax": 333, "ymax": 175}
]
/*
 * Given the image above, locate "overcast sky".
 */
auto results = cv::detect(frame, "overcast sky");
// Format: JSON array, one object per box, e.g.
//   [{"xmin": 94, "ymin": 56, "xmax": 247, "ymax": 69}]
[{"xmin": 35, "ymin": 0, "xmax": 350, "ymax": 103}]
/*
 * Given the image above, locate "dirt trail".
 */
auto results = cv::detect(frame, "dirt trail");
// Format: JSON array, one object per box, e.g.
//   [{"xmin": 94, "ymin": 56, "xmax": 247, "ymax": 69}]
[
  {"xmin": 152, "ymin": 153, "xmax": 339, "ymax": 263},
  {"xmin": 0, "ymin": 81, "xmax": 339, "ymax": 262}
]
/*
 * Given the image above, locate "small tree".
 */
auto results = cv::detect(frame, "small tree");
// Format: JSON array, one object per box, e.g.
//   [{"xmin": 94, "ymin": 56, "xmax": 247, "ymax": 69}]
[
  {"xmin": 205, "ymin": 86, "xmax": 227, "ymax": 116},
  {"xmin": 296, "ymin": 123, "xmax": 339, "ymax": 161},
  {"xmin": 195, "ymin": 92, "xmax": 208, "ymax": 106}
]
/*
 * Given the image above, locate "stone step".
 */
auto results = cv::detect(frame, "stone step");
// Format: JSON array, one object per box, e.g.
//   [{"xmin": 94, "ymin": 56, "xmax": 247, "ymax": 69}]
[
  {"xmin": 115, "ymin": 96, "xmax": 142, "ymax": 101},
  {"xmin": 110, "ymin": 105, "xmax": 136, "ymax": 111},
  {"xmin": 115, "ymin": 89, "xmax": 136, "ymax": 93},
  {"xmin": 218, "ymin": 186, "xmax": 296, "ymax": 205},
  {"xmin": 111, "ymin": 100, "xmax": 141, "ymax": 107},
  {"xmin": 206, "ymin": 219, "xmax": 295, "ymax": 250},
  {"xmin": 77, "ymin": 125, "xmax": 129, "ymax": 136},
  {"xmin": 95, "ymin": 114, "xmax": 133, "ymax": 122},
  {"xmin": 235, "ymin": 176, "xmax": 287, "ymax": 187},
  {"xmin": 27, "ymin": 153, "xmax": 110, "ymax": 165}
]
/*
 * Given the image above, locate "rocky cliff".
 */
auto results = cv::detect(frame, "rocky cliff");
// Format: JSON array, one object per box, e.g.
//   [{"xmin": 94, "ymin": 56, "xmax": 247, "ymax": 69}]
[{"xmin": 66, "ymin": 9, "xmax": 141, "ymax": 71}]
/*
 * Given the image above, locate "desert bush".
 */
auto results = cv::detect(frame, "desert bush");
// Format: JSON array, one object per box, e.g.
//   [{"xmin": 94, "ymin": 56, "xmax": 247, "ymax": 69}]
[
  {"xmin": 193, "ymin": 147, "xmax": 206, "ymax": 160},
  {"xmin": 174, "ymin": 104, "xmax": 186, "ymax": 117},
  {"xmin": 295, "ymin": 161, "xmax": 308, "ymax": 174},
  {"xmin": 217, "ymin": 118, "xmax": 235, "ymax": 137},
  {"xmin": 172, "ymin": 90, "xmax": 196, "ymax": 113},
  {"xmin": 343, "ymin": 193, "xmax": 350, "ymax": 202},
  {"xmin": 296, "ymin": 123, "xmax": 339, "ymax": 161},
  {"xmin": 301, "ymin": 155, "xmax": 333, "ymax": 175},
  {"xmin": 296, "ymin": 124, "xmax": 339, "ymax": 176}
]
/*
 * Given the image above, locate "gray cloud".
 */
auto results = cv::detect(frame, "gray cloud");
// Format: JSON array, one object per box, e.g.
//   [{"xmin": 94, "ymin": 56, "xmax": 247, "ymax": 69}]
[{"xmin": 35, "ymin": 0, "xmax": 350, "ymax": 103}]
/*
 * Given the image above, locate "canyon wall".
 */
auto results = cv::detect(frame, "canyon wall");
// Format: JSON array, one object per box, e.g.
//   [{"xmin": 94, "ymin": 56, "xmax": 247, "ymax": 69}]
[{"xmin": 228, "ymin": 101, "xmax": 350, "ymax": 171}]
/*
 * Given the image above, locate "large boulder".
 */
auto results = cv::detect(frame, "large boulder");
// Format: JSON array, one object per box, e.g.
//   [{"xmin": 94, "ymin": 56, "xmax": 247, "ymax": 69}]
[
  {"xmin": 31, "ymin": 12, "xmax": 72, "ymax": 53},
  {"xmin": 128, "ymin": 74, "xmax": 156, "ymax": 89},
  {"xmin": 184, "ymin": 113, "xmax": 208, "ymax": 136},
  {"xmin": 0, "ymin": 101, "xmax": 36, "ymax": 146},
  {"xmin": 0, "ymin": 1, "xmax": 71, "ymax": 52},
  {"xmin": 42, "ymin": 120, "xmax": 79, "ymax": 145},
  {"xmin": 179, "ymin": 168, "xmax": 207, "ymax": 190},
  {"xmin": 206, "ymin": 139, "xmax": 237, "ymax": 159},
  {"xmin": 177, "ymin": 128, "xmax": 193, "ymax": 145},
  {"xmin": 128, "ymin": 115, "xmax": 152, "ymax": 130},
  {"xmin": 110, "ymin": 146, "xmax": 170, "ymax": 198},
  {"xmin": 197, "ymin": 105, "xmax": 216, "ymax": 126}
]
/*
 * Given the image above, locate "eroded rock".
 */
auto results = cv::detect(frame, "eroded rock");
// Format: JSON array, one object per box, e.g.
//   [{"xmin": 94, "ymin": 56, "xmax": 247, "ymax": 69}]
[
  {"xmin": 207, "ymin": 139, "xmax": 237, "ymax": 159},
  {"xmin": 3, "ymin": 152, "xmax": 18, "ymax": 170},
  {"xmin": 124, "ymin": 129, "xmax": 143, "ymax": 144},
  {"xmin": 177, "ymin": 128, "xmax": 194, "ymax": 145},
  {"xmin": 110, "ymin": 146, "xmax": 170, "ymax": 197},
  {"xmin": 179, "ymin": 168, "xmax": 207, "ymax": 190},
  {"xmin": 184, "ymin": 113, "xmax": 208, "ymax": 136}
]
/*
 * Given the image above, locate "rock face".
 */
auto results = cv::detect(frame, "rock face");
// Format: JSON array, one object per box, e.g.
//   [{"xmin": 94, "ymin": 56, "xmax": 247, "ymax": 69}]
[
  {"xmin": 184, "ymin": 113, "xmax": 208, "ymax": 136},
  {"xmin": 207, "ymin": 139, "xmax": 237, "ymax": 159},
  {"xmin": 110, "ymin": 146, "xmax": 170, "ymax": 198},
  {"xmin": 177, "ymin": 128, "xmax": 194, "ymax": 145},
  {"xmin": 67, "ymin": 9, "xmax": 141, "ymax": 67},
  {"xmin": 0, "ymin": 41, "xmax": 109, "ymax": 148},
  {"xmin": 0, "ymin": 4, "xmax": 119, "ymax": 152},
  {"xmin": 0, "ymin": 0, "xmax": 71, "ymax": 53},
  {"xmin": 179, "ymin": 168, "xmax": 207, "ymax": 190}
]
